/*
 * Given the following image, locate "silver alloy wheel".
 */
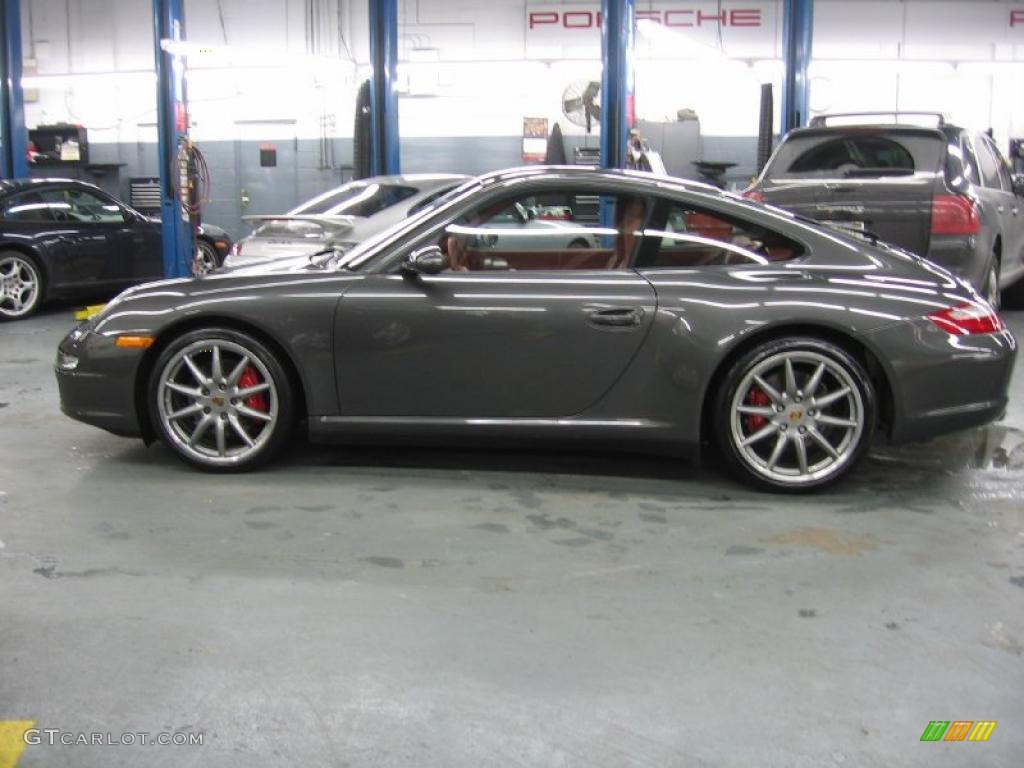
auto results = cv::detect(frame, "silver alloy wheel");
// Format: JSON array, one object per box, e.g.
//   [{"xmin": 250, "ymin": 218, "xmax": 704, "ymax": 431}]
[
  {"xmin": 193, "ymin": 240, "xmax": 219, "ymax": 275},
  {"xmin": 729, "ymin": 350, "xmax": 865, "ymax": 486},
  {"xmin": 0, "ymin": 254, "xmax": 41, "ymax": 318},
  {"xmin": 986, "ymin": 260, "xmax": 1001, "ymax": 311},
  {"xmin": 157, "ymin": 339, "xmax": 278, "ymax": 467}
]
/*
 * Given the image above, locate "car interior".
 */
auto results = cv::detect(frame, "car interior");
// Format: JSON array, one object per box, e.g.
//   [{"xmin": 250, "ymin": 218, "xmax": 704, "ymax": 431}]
[{"xmin": 437, "ymin": 191, "xmax": 803, "ymax": 271}]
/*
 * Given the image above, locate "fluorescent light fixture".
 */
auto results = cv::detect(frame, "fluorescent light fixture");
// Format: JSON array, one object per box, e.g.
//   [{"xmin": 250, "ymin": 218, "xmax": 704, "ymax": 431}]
[{"xmin": 21, "ymin": 71, "xmax": 155, "ymax": 89}]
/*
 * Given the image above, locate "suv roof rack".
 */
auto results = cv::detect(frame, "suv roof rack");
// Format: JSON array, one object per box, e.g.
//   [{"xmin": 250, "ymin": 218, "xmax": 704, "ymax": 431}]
[{"xmin": 808, "ymin": 111, "xmax": 946, "ymax": 128}]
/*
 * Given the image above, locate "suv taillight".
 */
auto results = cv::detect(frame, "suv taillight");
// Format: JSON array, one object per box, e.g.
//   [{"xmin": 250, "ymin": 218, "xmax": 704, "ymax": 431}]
[
  {"xmin": 927, "ymin": 302, "xmax": 1004, "ymax": 335},
  {"xmin": 931, "ymin": 194, "xmax": 979, "ymax": 236}
]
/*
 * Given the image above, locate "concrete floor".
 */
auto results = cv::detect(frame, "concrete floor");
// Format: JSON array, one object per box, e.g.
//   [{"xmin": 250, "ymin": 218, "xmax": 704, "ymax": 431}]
[{"xmin": 1, "ymin": 307, "xmax": 1022, "ymax": 768}]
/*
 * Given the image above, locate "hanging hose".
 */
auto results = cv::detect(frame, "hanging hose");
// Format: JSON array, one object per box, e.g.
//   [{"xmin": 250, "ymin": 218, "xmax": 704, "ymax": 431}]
[{"xmin": 172, "ymin": 138, "xmax": 212, "ymax": 274}]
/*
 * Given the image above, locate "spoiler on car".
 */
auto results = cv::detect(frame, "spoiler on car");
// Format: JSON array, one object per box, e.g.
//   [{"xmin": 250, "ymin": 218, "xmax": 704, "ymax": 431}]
[
  {"xmin": 240, "ymin": 214, "xmax": 358, "ymax": 230},
  {"xmin": 809, "ymin": 111, "xmax": 946, "ymax": 128}
]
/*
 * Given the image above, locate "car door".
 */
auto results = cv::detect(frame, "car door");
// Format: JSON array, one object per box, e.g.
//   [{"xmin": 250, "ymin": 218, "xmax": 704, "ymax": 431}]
[
  {"xmin": 34, "ymin": 185, "xmax": 143, "ymax": 289},
  {"xmin": 332, "ymin": 186, "xmax": 657, "ymax": 419},
  {"xmin": 986, "ymin": 137, "xmax": 1024, "ymax": 278},
  {"xmin": 971, "ymin": 135, "xmax": 1019, "ymax": 270}
]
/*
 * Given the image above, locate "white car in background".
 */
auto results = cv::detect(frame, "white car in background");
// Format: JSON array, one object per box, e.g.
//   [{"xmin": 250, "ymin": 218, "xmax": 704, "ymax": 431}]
[{"xmin": 224, "ymin": 174, "xmax": 470, "ymax": 267}]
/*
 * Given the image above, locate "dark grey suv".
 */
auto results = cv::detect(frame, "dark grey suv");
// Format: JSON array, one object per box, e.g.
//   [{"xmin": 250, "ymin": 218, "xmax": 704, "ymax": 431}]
[{"xmin": 745, "ymin": 112, "xmax": 1024, "ymax": 306}]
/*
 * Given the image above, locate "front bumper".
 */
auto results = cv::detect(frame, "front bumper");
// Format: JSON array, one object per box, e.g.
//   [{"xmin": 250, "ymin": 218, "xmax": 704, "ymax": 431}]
[
  {"xmin": 55, "ymin": 324, "xmax": 145, "ymax": 438},
  {"xmin": 865, "ymin": 319, "xmax": 1017, "ymax": 443}
]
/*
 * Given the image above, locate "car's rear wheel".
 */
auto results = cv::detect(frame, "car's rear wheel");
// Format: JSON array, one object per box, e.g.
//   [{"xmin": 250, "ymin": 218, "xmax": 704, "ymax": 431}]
[
  {"xmin": 149, "ymin": 329, "xmax": 294, "ymax": 471},
  {"xmin": 714, "ymin": 338, "xmax": 874, "ymax": 491},
  {"xmin": 193, "ymin": 239, "xmax": 221, "ymax": 275},
  {"xmin": 985, "ymin": 254, "xmax": 1001, "ymax": 310},
  {"xmin": 0, "ymin": 251, "xmax": 43, "ymax": 320}
]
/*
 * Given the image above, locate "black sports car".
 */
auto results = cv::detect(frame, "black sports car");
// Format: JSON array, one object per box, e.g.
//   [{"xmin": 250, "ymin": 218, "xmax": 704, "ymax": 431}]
[
  {"xmin": 56, "ymin": 167, "xmax": 1016, "ymax": 491},
  {"xmin": 0, "ymin": 178, "xmax": 232, "ymax": 320}
]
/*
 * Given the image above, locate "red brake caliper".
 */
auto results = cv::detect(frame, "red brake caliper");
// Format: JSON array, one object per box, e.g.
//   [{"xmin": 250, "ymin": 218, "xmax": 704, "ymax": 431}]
[
  {"xmin": 236, "ymin": 367, "xmax": 267, "ymax": 412},
  {"xmin": 744, "ymin": 386, "xmax": 771, "ymax": 433}
]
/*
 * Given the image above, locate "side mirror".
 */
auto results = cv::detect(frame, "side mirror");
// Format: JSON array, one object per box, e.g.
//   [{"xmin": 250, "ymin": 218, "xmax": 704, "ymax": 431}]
[
  {"xmin": 401, "ymin": 245, "xmax": 448, "ymax": 277},
  {"xmin": 1012, "ymin": 173, "xmax": 1024, "ymax": 198}
]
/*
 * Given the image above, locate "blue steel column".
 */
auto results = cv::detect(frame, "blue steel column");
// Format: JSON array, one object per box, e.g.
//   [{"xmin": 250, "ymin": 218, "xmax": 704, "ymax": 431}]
[
  {"xmin": 368, "ymin": 0, "xmax": 400, "ymax": 176},
  {"xmin": 0, "ymin": 0, "xmax": 29, "ymax": 179},
  {"xmin": 599, "ymin": 0, "xmax": 634, "ymax": 170},
  {"xmin": 781, "ymin": 0, "xmax": 813, "ymax": 133},
  {"xmin": 152, "ymin": 0, "xmax": 191, "ymax": 278}
]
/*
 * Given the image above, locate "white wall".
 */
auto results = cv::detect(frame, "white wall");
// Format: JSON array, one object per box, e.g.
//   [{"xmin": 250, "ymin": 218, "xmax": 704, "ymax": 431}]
[{"xmin": 17, "ymin": 0, "xmax": 1024, "ymax": 148}]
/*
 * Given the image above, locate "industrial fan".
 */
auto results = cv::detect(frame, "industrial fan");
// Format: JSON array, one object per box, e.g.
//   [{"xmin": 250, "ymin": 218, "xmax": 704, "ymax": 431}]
[{"xmin": 562, "ymin": 80, "xmax": 601, "ymax": 133}]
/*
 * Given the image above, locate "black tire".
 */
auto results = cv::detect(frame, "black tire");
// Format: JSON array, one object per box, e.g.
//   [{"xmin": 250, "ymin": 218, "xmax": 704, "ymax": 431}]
[
  {"xmin": 713, "ymin": 337, "xmax": 875, "ymax": 492},
  {"xmin": 148, "ymin": 328, "xmax": 295, "ymax": 471},
  {"xmin": 193, "ymin": 238, "xmax": 223, "ymax": 275},
  {"xmin": 984, "ymin": 253, "xmax": 1001, "ymax": 310},
  {"xmin": 0, "ymin": 250, "xmax": 44, "ymax": 320}
]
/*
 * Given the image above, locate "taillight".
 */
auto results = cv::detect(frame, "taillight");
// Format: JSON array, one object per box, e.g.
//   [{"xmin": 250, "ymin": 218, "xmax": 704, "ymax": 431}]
[
  {"xmin": 931, "ymin": 194, "xmax": 979, "ymax": 236},
  {"xmin": 230, "ymin": 242, "xmax": 243, "ymax": 258},
  {"xmin": 927, "ymin": 302, "xmax": 1004, "ymax": 335},
  {"xmin": 742, "ymin": 190, "xmax": 764, "ymax": 203}
]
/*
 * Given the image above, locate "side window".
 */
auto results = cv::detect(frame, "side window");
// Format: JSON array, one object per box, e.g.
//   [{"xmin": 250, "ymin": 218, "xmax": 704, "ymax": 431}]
[
  {"xmin": 438, "ymin": 189, "xmax": 648, "ymax": 272},
  {"xmin": 974, "ymin": 138, "xmax": 1002, "ymax": 189},
  {"xmin": 36, "ymin": 187, "xmax": 127, "ymax": 224},
  {"xmin": 985, "ymin": 139, "xmax": 1014, "ymax": 193},
  {"xmin": 641, "ymin": 202, "xmax": 804, "ymax": 268},
  {"xmin": 0, "ymin": 191, "xmax": 52, "ymax": 222}
]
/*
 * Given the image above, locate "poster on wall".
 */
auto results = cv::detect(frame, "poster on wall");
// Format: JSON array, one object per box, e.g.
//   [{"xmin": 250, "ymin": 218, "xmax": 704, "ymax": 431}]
[{"xmin": 522, "ymin": 117, "xmax": 549, "ymax": 164}]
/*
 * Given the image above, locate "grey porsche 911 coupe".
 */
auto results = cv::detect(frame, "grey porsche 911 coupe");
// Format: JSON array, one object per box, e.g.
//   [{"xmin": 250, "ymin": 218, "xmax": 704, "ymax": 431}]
[{"xmin": 55, "ymin": 167, "xmax": 1017, "ymax": 491}]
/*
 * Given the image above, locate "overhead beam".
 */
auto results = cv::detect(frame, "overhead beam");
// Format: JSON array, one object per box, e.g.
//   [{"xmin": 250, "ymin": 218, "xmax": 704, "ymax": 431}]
[
  {"xmin": 0, "ymin": 0, "xmax": 28, "ymax": 179},
  {"xmin": 152, "ymin": 0, "xmax": 192, "ymax": 278},
  {"xmin": 599, "ymin": 0, "xmax": 635, "ymax": 170},
  {"xmin": 368, "ymin": 0, "xmax": 400, "ymax": 176},
  {"xmin": 781, "ymin": 0, "xmax": 813, "ymax": 133}
]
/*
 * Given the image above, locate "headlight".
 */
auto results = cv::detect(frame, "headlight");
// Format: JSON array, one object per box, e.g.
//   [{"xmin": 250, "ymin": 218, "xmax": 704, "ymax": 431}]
[{"xmin": 56, "ymin": 351, "xmax": 79, "ymax": 371}]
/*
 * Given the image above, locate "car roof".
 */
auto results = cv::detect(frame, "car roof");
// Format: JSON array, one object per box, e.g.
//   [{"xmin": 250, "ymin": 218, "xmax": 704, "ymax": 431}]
[
  {"xmin": 780, "ymin": 124, "xmax": 953, "ymax": 141},
  {"xmin": 473, "ymin": 165, "xmax": 725, "ymax": 196},
  {"xmin": 365, "ymin": 173, "xmax": 471, "ymax": 187},
  {"xmin": 0, "ymin": 177, "xmax": 105, "ymax": 196}
]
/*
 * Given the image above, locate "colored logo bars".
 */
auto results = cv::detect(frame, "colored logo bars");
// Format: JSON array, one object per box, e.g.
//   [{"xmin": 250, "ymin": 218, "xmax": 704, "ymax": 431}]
[{"xmin": 920, "ymin": 721, "xmax": 997, "ymax": 742}]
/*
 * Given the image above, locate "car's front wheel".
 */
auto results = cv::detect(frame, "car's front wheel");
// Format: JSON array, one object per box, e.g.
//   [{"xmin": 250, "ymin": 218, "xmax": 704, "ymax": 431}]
[
  {"xmin": 714, "ymin": 338, "xmax": 875, "ymax": 491},
  {"xmin": 149, "ymin": 329, "xmax": 294, "ymax": 471},
  {"xmin": 0, "ymin": 251, "xmax": 44, "ymax": 320},
  {"xmin": 193, "ymin": 239, "xmax": 222, "ymax": 275}
]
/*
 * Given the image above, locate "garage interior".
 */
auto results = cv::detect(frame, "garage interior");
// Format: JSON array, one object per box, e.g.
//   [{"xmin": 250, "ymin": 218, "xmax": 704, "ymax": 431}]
[{"xmin": 1, "ymin": 1, "xmax": 1024, "ymax": 767}]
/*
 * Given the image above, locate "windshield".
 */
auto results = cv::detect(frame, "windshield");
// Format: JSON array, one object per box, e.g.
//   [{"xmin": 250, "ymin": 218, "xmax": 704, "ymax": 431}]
[
  {"xmin": 291, "ymin": 182, "xmax": 417, "ymax": 217},
  {"xmin": 334, "ymin": 178, "xmax": 483, "ymax": 270}
]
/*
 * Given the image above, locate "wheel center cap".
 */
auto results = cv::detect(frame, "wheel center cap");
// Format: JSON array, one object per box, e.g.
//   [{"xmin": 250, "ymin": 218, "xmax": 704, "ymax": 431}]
[
  {"xmin": 786, "ymin": 407, "xmax": 806, "ymax": 425},
  {"xmin": 211, "ymin": 395, "xmax": 226, "ymax": 408}
]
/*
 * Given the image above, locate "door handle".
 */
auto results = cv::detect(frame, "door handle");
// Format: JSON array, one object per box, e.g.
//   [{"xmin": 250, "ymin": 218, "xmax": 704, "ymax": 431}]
[
  {"xmin": 997, "ymin": 205, "xmax": 1005, "ymax": 214},
  {"xmin": 240, "ymin": 188, "xmax": 250, "ymax": 209},
  {"xmin": 585, "ymin": 306, "xmax": 644, "ymax": 327}
]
